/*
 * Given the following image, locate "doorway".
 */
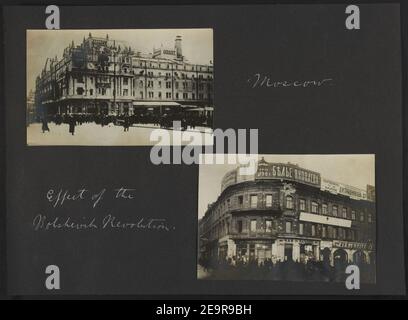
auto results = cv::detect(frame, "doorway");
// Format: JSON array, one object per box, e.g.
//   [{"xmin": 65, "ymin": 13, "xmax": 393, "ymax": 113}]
[{"xmin": 284, "ymin": 244, "xmax": 293, "ymax": 261}]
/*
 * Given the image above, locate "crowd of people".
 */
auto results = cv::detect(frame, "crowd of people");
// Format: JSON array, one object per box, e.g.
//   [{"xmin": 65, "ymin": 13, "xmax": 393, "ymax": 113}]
[
  {"xmin": 199, "ymin": 256, "xmax": 376, "ymax": 283},
  {"xmin": 38, "ymin": 112, "xmax": 213, "ymax": 135}
]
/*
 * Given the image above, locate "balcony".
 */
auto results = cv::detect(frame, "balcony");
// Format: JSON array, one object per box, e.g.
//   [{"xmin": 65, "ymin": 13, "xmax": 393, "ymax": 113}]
[
  {"xmin": 282, "ymin": 210, "xmax": 297, "ymax": 218},
  {"xmin": 230, "ymin": 203, "xmax": 281, "ymax": 215},
  {"xmin": 230, "ymin": 230, "xmax": 277, "ymax": 241}
]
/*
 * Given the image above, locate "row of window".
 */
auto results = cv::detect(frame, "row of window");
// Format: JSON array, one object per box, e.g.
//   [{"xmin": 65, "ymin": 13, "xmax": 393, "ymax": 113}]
[
  {"xmin": 216, "ymin": 194, "xmax": 275, "ymax": 219},
  {"xmin": 78, "ymin": 76, "xmax": 211, "ymax": 91},
  {"xmin": 70, "ymin": 60, "xmax": 213, "ymax": 77},
  {"xmin": 145, "ymin": 80, "xmax": 211, "ymax": 91},
  {"xmin": 248, "ymin": 194, "xmax": 273, "ymax": 208},
  {"xmin": 237, "ymin": 219, "xmax": 274, "ymax": 234},
  {"xmin": 137, "ymin": 70, "xmax": 212, "ymax": 80},
  {"xmin": 144, "ymin": 91, "xmax": 207, "ymax": 100},
  {"xmin": 203, "ymin": 215, "xmax": 371, "ymax": 242},
  {"xmin": 38, "ymin": 72, "xmax": 212, "ymax": 95},
  {"xmin": 73, "ymin": 87, "xmax": 209, "ymax": 100},
  {"xmin": 285, "ymin": 221, "xmax": 361, "ymax": 241},
  {"xmin": 210, "ymin": 193, "xmax": 373, "ymax": 224},
  {"xmin": 236, "ymin": 219, "xmax": 362, "ymax": 242},
  {"xmin": 133, "ymin": 60, "xmax": 212, "ymax": 72},
  {"xmin": 287, "ymin": 196, "xmax": 372, "ymax": 223}
]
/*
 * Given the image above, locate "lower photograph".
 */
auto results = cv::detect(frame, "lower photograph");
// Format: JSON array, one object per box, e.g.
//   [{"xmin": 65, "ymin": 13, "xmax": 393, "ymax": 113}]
[{"xmin": 197, "ymin": 154, "xmax": 376, "ymax": 283}]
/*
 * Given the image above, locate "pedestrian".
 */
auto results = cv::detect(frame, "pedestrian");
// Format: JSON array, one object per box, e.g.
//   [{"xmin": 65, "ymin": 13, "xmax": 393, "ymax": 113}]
[
  {"xmin": 101, "ymin": 113, "xmax": 106, "ymax": 127},
  {"xmin": 181, "ymin": 118, "xmax": 188, "ymax": 131},
  {"xmin": 68, "ymin": 114, "xmax": 76, "ymax": 135},
  {"xmin": 41, "ymin": 117, "xmax": 50, "ymax": 133},
  {"xmin": 123, "ymin": 114, "xmax": 130, "ymax": 132}
]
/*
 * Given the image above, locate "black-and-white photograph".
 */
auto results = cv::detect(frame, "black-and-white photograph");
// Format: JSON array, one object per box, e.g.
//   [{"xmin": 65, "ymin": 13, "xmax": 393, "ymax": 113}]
[
  {"xmin": 26, "ymin": 29, "xmax": 214, "ymax": 145},
  {"xmin": 198, "ymin": 155, "xmax": 376, "ymax": 283},
  {"xmin": 4, "ymin": 3, "xmax": 404, "ymax": 298}
]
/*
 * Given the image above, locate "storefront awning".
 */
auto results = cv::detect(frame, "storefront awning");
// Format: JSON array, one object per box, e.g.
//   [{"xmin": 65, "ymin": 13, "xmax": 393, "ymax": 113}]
[
  {"xmin": 185, "ymin": 107, "xmax": 205, "ymax": 112},
  {"xmin": 180, "ymin": 105, "xmax": 214, "ymax": 111},
  {"xmin": 133, "ymin": 101, "xmax": 181, "ymax": 107}
]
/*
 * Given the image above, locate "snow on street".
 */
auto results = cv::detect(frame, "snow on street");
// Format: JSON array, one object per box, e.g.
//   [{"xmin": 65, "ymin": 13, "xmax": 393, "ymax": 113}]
[{"xmin": 27, "ymin": 122, "xmax": 213, "ymax": 146}]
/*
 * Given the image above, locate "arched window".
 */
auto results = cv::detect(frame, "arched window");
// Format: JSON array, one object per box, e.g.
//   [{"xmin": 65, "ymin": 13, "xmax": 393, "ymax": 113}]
[{"xmin": 286, "ymin": 196, "xmax": 294, "ymax": 209}]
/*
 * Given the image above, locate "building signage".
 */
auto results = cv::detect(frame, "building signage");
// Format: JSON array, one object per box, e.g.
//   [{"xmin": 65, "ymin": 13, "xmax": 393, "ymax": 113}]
[
  {"xmin": 320, "ymin": 179, "xmax": 340, "ymax": 194},
  {"xmin": 321, "ymin": 179, "xmax": 367, "ymax": 200},
  {"xmin": 299, "ymin": 212, "xmax": 352, "ymax": 228},
  {"xmin": 320, "ymin": 241, "xmax": 333, "ymax": 249},
  {"xmin": 339, "ymin": 185, "xmax": 367, "ymax": 200},
  {"xmin": 279, "ymin": 239, "xmax": 320, "ymax": 246},
  {"xmin": 256, "ymin": 163, "xmax": 321, "ymax": 187},
  {"xmin": 333, "ymin": 240, "xmax": 373, "ymax": 251}
]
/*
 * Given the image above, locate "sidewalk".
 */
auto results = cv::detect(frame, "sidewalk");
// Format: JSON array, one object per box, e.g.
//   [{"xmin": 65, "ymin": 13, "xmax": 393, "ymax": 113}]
[{"xmin": 27, "ymin": 122, "xmax": 213, "ymax": 146}]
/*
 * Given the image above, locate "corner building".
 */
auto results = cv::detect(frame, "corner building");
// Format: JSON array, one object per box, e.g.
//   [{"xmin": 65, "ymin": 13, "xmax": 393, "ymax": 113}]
[
  {"xmin": 199, "ymin": 159, "xmax": 376, "ymax": 269},
  {"xmin": 34, "ymin": 33, "xmax": 214, "ymax": 118}
]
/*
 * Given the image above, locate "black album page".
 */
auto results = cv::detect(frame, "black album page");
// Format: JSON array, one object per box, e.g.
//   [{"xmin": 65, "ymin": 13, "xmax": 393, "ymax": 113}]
[{"xmin": 2, "ymin": 4, "xmax": 406, "ymax": 297}]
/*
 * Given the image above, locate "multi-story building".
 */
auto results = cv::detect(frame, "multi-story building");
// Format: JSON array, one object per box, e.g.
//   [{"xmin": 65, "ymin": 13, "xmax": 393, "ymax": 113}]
[
  {"xmin": 199, "ymin": 158, "xmax": 376, "ymax": 270},
  {"xmin": 34, "ymin": 33, "xmax": 214, "ymax": 120}
]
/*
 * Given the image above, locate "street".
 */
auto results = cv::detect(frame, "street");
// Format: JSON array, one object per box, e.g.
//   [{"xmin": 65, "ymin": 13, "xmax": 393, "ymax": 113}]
[
  {"xmin": 27, "ymin": 122, "xmax": 213, "ymax": 146},
  {"xmin": 197, "ymin": 264, "xmax": 211, "ymax": 279}
]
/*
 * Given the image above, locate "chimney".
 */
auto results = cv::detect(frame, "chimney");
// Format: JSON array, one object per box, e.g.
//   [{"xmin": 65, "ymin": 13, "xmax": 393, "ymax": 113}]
[{"xmin": 175, "ymin": 35, "xmax": 182, "ymax": 59}]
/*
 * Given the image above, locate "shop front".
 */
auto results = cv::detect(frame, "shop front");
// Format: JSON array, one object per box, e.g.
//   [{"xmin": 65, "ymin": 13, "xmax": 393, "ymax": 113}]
[
  {"xmin": 273, "ymin": 238, "xmax": 320, "ymax": 263},
  {"xmin": 320, "ymin": 240, "xmax": 374, "ymax": 267},
  {"xmin": 234, "ymin": 240, "xmax": 274, "ymax": 265}
]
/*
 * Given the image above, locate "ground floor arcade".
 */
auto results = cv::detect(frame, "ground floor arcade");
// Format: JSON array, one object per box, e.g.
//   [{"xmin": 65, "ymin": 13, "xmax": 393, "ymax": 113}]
[
  {"xmin": 212, "ymin": 236, "xmax": 374, "ymax": 267},
  {"xmin": 39, "ymin": 99, "xmax": 214, "ymax": 118}
]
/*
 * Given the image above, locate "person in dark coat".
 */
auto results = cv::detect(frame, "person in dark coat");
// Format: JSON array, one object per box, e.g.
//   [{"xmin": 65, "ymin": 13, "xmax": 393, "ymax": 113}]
[
  {"xmin": 123, "ymin": 114, "xmax": 130, "ymax": 132},
  {"xmin": 41, "ymin": 117, "xmax": 50, "ymax": 133},
  {"xmin": 181, "ymin": 118, "xmax": 188, "ymax": 131},
  {"xmin": 68, "ymin": 115, "xmax": 76, "ymax": 135},
  {"xmin": 101, "ymin": 113, "xmax": 106, "ymax": 127}
]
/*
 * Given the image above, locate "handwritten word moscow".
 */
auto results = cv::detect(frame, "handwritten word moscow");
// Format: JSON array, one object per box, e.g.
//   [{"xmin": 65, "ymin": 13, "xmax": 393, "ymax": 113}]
[{"xmin": 248, "ymin": 73, "xmax": 334, "ymax": 88}]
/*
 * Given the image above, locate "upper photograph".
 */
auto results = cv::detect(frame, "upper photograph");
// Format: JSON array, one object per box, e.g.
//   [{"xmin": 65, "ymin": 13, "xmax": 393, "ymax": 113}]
[{"xmin": 26, "ymin": 29, "xmax": 214, "ymax": 146}]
